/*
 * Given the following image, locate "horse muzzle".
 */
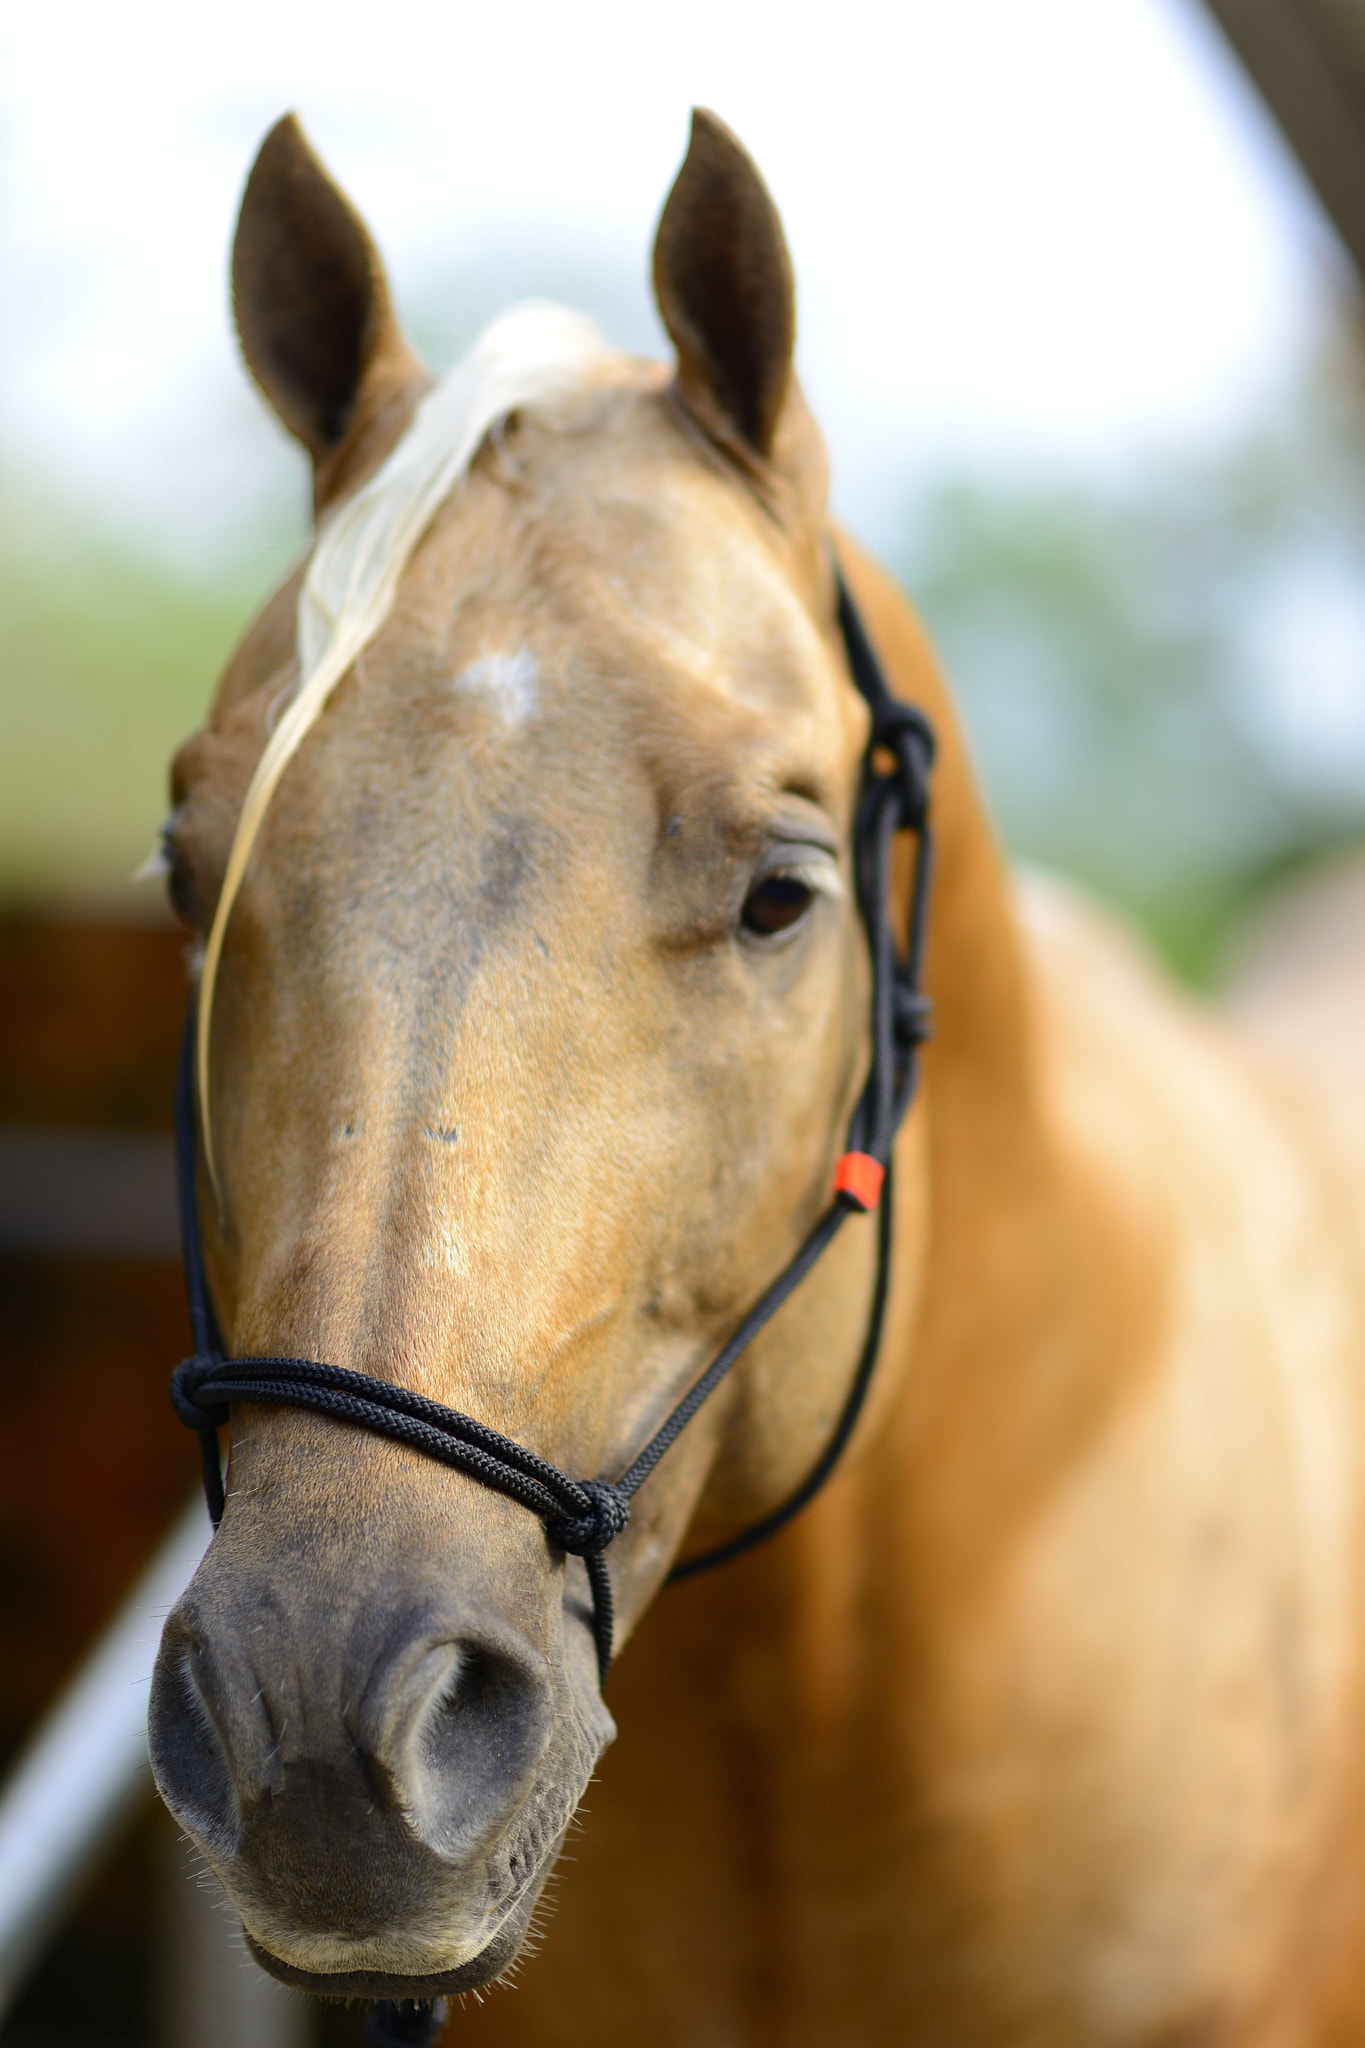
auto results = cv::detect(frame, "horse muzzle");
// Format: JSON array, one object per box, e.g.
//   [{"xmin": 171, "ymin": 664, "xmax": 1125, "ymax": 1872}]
[{"xmin": 147, "ymin": 1531, "xmax": 613, "ymax": 1992}]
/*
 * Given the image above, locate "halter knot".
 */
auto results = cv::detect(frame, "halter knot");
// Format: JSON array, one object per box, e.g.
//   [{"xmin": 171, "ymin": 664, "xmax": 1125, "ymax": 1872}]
[
  {"xmin": 170, "ymin": 1355, "xmax": 228, "ymax": 1431},
  {"xmin": 893, "ymin": 985, "xmax": 933, "ymax": 1048},
  {"xmin": 547, "ymin": 1481, "xmax": 631, "ymax": 1557}
]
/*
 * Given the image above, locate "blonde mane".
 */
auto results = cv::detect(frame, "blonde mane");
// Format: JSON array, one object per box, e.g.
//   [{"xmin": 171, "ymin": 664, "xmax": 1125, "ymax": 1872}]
[{"xmin": 197, "ymin": 301, "xmax": 610, "ymax": 1191}]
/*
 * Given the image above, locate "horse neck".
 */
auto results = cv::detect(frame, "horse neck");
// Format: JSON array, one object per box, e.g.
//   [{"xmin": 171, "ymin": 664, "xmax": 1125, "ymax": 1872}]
[{"xmin": 837, "ymin": 538, "xmax": 1158, "ymax": 1597}]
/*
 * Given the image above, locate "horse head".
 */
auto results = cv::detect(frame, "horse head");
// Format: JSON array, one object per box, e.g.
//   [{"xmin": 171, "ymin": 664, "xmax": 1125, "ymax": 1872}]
[{"xmin": 148, "ymin": 108, "xmax": 922, "ymax": 1998}]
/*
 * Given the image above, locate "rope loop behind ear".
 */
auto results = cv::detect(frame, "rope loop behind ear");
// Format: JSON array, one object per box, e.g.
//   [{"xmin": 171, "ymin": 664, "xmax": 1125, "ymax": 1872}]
[{"xmin": 546, "ymin": 1482, "xmax": 631, "ymax": 1557}]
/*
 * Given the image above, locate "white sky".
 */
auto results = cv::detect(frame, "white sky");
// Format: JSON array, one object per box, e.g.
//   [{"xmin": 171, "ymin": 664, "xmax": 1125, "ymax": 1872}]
[{"xmin": 0, "ymin": 0, "xmax": 1350, "ymax": 564}]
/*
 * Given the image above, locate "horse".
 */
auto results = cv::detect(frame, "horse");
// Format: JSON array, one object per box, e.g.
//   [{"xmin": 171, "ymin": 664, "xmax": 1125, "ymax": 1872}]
[{"xmin": 147, "ymin": 108, "xmax": 1365, "ymax": 2045}]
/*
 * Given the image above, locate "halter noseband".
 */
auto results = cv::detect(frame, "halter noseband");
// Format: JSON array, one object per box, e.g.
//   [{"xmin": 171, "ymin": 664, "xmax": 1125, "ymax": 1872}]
[{"xmin": 169, "ymin": 571, "xmax": 934, "ymax": 1689}]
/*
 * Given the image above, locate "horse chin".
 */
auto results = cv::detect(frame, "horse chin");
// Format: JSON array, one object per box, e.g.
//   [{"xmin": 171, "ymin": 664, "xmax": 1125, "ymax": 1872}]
[{"xmin": 242, "ymin": 1869, "xmax": 547, "ymax": 1999}]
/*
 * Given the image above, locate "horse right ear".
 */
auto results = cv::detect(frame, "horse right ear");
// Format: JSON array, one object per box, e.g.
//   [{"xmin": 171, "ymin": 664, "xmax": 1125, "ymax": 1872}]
[
  {"xmin": 652, "ymin": 109, "xmax": 797, "ymax": 466},
  {"xmin": 232, "ymin": 115, "xmax": 423, "ymax": 488}
]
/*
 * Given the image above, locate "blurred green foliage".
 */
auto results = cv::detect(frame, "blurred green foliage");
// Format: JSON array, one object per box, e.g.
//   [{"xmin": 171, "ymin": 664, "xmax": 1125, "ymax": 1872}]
[
  {"xmin": 900, "ymin": 356, "xmax": 1365, "ymax": 983},
  {"xmin": 0, "ymin": 479, "xmax": 290, "ymax": 900}
]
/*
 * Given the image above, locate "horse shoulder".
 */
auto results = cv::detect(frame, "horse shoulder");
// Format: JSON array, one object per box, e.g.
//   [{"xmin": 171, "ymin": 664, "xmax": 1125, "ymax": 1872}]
[
  {"xmin": 1228, "ymin": 851, "xmax": 1365, "ymax": 1255},
  {"xmin": 1007, "ymin": 867, "xmax": 1365, "ymax": 2041}
]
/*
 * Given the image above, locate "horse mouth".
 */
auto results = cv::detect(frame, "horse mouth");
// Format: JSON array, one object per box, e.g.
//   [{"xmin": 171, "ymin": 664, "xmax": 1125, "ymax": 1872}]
[{"xmin": 243, "ymin": 1874, "xmax": 543, "ymax": 1998}]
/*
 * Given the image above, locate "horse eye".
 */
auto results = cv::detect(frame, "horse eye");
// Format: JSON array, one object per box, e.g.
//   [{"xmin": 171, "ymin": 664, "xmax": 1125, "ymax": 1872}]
[
  {"xmin": 167, "ymin": 858, "xmax": 199, "ymax": 929},
  {"xmin": 741, "ymin": 871, "xmax": 816, "ymax": 938},
  {"xmin": 161, "ymin": 828, "xmax": 201, "ymax": 929}
]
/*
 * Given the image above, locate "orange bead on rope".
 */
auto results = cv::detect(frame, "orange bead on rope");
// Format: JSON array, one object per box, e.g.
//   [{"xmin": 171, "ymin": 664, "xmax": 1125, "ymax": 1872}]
[{"xmin": 834, "ymin": 1151, "xmax": 885, "ymax": 1212}]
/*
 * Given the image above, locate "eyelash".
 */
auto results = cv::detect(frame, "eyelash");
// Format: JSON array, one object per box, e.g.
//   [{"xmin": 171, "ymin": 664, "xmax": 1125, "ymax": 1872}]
[{"xmin": 776, "ymin": 859, "xmax": 840, "ymax": 900}]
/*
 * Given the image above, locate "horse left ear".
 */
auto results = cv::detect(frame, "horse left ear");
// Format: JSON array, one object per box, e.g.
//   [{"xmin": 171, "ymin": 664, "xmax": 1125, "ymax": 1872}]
[
  {"xmin": 232, "ymin": 114, "xmax": 424, "ymax": 500},
  {"xmin": 652, "ymin": 109, "xmax": 796, "ymax": 465}
]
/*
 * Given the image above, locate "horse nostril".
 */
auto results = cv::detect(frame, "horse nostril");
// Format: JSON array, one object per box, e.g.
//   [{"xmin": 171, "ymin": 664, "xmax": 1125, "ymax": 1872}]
[
  {"xmin": 404, "ymin": 1641, "xmax": 552, "ymax": 1861},
  {"xmin": 148, "ymin": 1623, "xmax": 242, "ymax": 1858}
]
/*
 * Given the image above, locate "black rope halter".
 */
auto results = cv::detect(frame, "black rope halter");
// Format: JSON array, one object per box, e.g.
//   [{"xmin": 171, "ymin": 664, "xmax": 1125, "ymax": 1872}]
[{"xmin": 168, "ymin": 570, "xmax": 933, "ymax": 2042}]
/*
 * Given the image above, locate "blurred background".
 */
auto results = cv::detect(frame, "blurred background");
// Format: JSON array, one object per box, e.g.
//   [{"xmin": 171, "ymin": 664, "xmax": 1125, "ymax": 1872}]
[{"xmin": 2, "ymin": 0, "xmax": 1364, "ymax": 2041}]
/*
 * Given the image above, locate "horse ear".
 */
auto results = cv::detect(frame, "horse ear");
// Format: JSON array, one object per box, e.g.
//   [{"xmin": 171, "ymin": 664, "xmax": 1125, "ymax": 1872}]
[
  {"xmin": 232, "ymin": 114, "xmax": 422, "ymax": 471},
  {"xmin": 652, "ymin": 109, "xmax": 796, "ymax": 463}
]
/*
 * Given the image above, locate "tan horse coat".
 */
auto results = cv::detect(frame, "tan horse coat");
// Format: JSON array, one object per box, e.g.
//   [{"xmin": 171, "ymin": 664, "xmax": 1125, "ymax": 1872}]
[
  {"xmin": 150, "ymin": 112, "xmax": 1365, "ymax": 2046},
  {"xmin": 447, "ymin": 545, "xmax": 1365, "ymax": 2048}
]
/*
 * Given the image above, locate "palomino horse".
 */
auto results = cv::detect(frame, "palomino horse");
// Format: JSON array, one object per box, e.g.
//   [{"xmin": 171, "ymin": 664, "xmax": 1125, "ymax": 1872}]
[{"xmin": 149, "ymin": 110, "xmax": 1365, "ymax": 2045}]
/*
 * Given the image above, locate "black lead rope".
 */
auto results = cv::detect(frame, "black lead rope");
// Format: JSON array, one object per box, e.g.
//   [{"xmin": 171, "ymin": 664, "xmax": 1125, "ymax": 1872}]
[
  {"xmin": 169, "ymin": 567, "xmax": 934, "ymax": 1689},
  {"xmin": 364, "ymin": 1998, "xmax": 451, "ymax": 2048}
]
